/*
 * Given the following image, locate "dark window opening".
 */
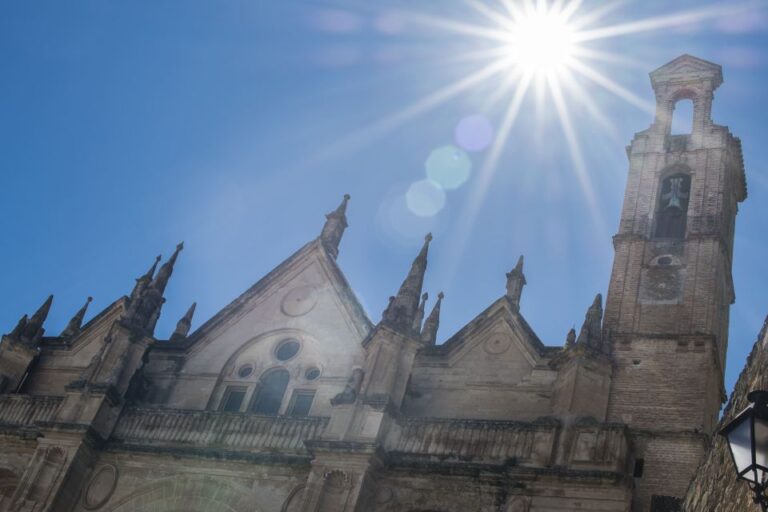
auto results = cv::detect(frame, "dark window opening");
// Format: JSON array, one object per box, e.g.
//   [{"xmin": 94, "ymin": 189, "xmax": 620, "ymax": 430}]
[
  {"xmin": 305, "ymin": 367, "xmax": 321, "ymax": 381},
  {"xmin": 237, "ymin": 364, "xmax": 253, "ymax": 379},
  {"xmin": 651, "ymin": 495, "xmax": 682, "ymax": 512},
  {"xmin": 220, "ymin": 387, "xmax": 246, "ymax": 412},
  {"xmin": 287, "ymin": 390, "xmax": 316, "ymax": 417},
  {"xmin": 657, "ymin": 256, "xmax": 673, "ymax": 266},
  {"xmin": 251, "ymin": 369, "xmax": 290, "ymax": 415},
  {"xmin": 654, "ymin": 174, "xmax": 691, "ymax": 239},
  {"xmin": 275, "ymin": 339, "xmax": 300, "ymax": 361},
  {"xmin": 633, "ymin": 458, "xmax": 645, "ymax": 478}
]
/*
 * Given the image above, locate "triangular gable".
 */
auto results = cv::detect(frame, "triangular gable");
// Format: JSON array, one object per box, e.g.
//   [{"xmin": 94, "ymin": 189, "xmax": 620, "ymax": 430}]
[
  {"xmin": 159, "ymin": 238, "xmax": 372, "ymax": 355},
  {"xmin": 422, "ymin": 296, "xmax": 551, "ymax": 362},
  {"xmin": 38, "ymin": 298, "xmax": 126, "ymax": 360},
  {"xmin": 650, "ymin": 54, "xmax": 723, "ymax": 87},
  {"xmin": 417, "ymin": 296, "xmax": 560, "ymax": 367}
]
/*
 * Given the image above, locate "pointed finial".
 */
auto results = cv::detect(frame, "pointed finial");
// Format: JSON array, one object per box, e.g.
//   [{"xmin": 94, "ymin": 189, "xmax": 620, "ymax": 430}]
[
  {"xmin": 144, "ymin": 255, "xmax": 162, "ymax": 280},
  {"xmin": 421, "ymin": 292, "xmax": 444, "ymax": 346},
  {"xmin": 576, "ymin": 293, "xmax": 603, "ymax": 349},
  {"xmin": 383, "ymin": 234, "xmax": 433, "ymax": 333},
  {"xmin": 320, "ymin": 194, "xmax": 351, "ymax": 259},
  {"xmin": 151, "ymin": 242, "xmax": 184, "ymax": 295},
  {"xmin": 131, "ymin": 255, "xmax": 161, "ymax": 301},
  {"xmin": 336, "ymin": 193, "xmax": 351, "ymax": 214},
  {"xmin": 412, "ymin": 292, "xmax": 429, "ymax": 332},
  {"xmin": 506, "ymin": 255, "xmax": 526, "ymax": 310},
  {"xmin": 21, "ymin": 295, "xmax": 53, "ymax": 343},
  {"xmin": 61, "ymin": 296, "xmax": 93, "ymax": 338},
  {"xmin": 566, "ymin": 328, "xmax": 576, "ymax": 348},
  {"xmin": 9, "ymin": 314, "xmax": 28, "ymax": 338},
  {"xmin": 382, "ymin": 296, "xmax": 397, "ymax": 323},
  {"xmin": 171, "ymin": 302, "xmax": 197, "ymax": 341}
]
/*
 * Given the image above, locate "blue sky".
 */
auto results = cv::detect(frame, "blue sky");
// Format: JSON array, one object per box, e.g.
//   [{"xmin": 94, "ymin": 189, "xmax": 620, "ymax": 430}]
[{"xmin": 1, "ymin": 1, "xmax": 767, "ymax": 396}]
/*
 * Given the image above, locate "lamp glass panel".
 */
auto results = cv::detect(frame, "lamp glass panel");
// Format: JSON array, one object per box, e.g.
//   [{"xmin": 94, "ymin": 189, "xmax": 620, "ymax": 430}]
[
  {"xmin": 728, "ymin": 416, "xmax": 755, "ymax": 480},
  {"xmin": 754, "ymin": 417, "xmax": 768, "ymax": 483}
]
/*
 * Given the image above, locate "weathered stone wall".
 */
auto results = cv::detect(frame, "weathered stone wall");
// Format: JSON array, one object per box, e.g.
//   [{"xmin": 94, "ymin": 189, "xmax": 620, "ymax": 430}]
[
  {"xmin": 404, "ymin": 302, "xmax": 557, "ymax": 422},
  {"xmin": 369, "ymin": 471, "xmax": 631, "ymax": 512},
  {"xmin": 608, "ymin": 336, "xmax": 721, "ymax": 433},
  {"xmin": 683, "ymin": 318, "xmax": 768, "ymax": 512},
  {"xmin": 67, "ymin": 452, "xmax": 309, "ymax": 512},
  {"xmin": 147, "ymin": 246, "xmax": 369, "ymax": 415}
]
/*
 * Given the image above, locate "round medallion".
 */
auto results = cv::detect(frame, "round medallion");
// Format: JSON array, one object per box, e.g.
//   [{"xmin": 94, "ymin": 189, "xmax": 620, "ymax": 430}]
[
  {"xmin": 83, "ymin": 464, "xmax": 118, "ymax": 510},
  {"xmin": 281, "ymin": 286, "xmax": 319, "ymax": 317},
  {"xmin": 484, "ymin": 336, "xmax": 511, "ymax": 354}
]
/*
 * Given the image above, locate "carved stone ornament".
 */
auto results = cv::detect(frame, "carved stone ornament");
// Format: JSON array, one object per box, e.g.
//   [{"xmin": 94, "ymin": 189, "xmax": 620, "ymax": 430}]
[
  {"xmin": 281, "ymin": 286, "xmax": 319, "ymax": 317},
  {"xmin": 331, "ymin": 368, "xmax": 364, "ymax": 406},
  {"xmin": 483, "ymin": 335, "xmax": 511, "ymax": 355},
  {"xmin": 82, "ymin": 464, "xmax": 118, "ymax": 510},
  {"xmin": 323, "ymin": 470, "xmax": 352, "ymax": 493}
]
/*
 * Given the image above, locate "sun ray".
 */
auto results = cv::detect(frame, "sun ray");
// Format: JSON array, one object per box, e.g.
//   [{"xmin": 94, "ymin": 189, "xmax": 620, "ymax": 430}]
[
  {"xmin": 395, "ymin": 10, "xmax": 512, "ymax": 43},
  {"xmin": 572, "ymin": 47, "xmax": 653, "ymax": 71},
  {"xmin": 569, "ymin": 0, "xmax": 627, "ymax": 30},
  {"xmin": 559, "ymin": 0, "xmax": 585, "ymax": 22},
  {"xmin": 557, "ymin": 67, "xmax": 619, "ymax": 141},
  {"xmin": 465, "ymin": 0, "xmax": 515, "ymax": 30},
  {"xmin": 566, "ymin": 59, "xmax": 655, "ymax": 114},
  {"xmin": 480, "ymin": 66, "xmax": 526, "ymax": 113},
  {"xmin": 313, "ymin": 59, "xmax": 510, "ymax": 164},
  {"xmin": 443, "ymin": 72, "xmax": 535, "ymax": 281},
  {"xmin": 497, "ymin": 0, "xmax": 525, "ymax": 20},
  {"xmin": 575, "ymin": 3, "xmax": 760, "ymax": 42},
  {"xmin": 481, "ymin": 71, "xmax": 535, "ymax": 192},
  {"xmin": 546, "ymin": 74, "xmax": 608, "ymax": 237}
]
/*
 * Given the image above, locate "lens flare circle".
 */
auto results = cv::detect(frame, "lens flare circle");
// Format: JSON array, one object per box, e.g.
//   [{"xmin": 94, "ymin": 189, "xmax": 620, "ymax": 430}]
[
  {"xmin": 455, "ymin": 115, "xmax": 494, "ymax": 152},
  {"xmin": 406, "ymin": 179, "xmax": 446, "ymax": 217},
  {"xmin": 425, "ymin": 145, "xmax": 472, "ymax": 190}
]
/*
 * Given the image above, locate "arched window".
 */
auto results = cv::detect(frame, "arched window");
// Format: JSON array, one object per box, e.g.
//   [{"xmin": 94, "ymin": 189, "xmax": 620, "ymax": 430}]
[
  {"xmin": 654, "ymin": 173, "xmax": 691, "ymax": 239},
  {"xmin": 671, "ymin": 99, "xmax": 694, "ymax": 135},
  {"xmin": 250, "ymin": 368, "xmax": 290, "ymax": 415}
]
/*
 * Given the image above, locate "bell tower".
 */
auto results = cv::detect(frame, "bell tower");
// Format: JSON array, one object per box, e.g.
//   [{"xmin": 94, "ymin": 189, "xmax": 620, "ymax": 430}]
[{"xmin": 604, "ymin": 55, "xmax": 747, "ymax": 511}]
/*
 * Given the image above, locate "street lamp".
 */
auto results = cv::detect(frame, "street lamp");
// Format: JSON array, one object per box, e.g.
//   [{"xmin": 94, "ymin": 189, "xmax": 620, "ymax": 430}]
[{"xmin": 720, "ymin": 390, "xmax": 768, "ymax": 512}]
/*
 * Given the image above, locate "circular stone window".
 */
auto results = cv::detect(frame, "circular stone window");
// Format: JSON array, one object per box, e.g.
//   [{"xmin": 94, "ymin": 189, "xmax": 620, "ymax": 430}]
[
  {"xmin": 275, "ymin": 339, "xmax": 300, "ymax": 361},
  {"xmin": 237, "ymin": 364, "xmax": 254, "ymax": 379},
  {"xmin": 305, "ymin": 367, "xmax": 321, "ymax": 381}
]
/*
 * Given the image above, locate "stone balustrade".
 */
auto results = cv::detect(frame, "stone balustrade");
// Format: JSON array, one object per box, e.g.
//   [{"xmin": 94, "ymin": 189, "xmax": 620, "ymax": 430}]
[
  {"xmin": 568, "ymin": 423, "xmax": 629, "ymax": 473},
  {"xmin": 0, "ymin": 395, "xmax": 63, "ymax": 427},
  {"xmin": 387, "ymin": 417, "xmax": 559, "ymax": 466},
  {"xmin": 109, "ymin": 408, "xmax": 628, "ymax": 472},
  {"xmin": 387, "ymin": 417, "xmax": 629, "ymax": 472},
  {"xmin": 112, "ymin": 407, "xmax": 329, "ymax": 454}
]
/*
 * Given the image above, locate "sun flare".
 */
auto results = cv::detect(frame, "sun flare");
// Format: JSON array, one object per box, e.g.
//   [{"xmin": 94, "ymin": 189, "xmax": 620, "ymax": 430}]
[
  {"xmin": 315, "ymin": 0, "xmax": 760, "ymax": 259},
  {"xmin": 502, "ymin": 5, "xmax": 578, "ymax": 76}
]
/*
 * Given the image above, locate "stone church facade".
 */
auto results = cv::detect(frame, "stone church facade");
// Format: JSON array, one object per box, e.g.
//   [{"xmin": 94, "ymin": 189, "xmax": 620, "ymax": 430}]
[{"xmin": 0, "ymin": 55, "xmax": 749, "ymax": 512}]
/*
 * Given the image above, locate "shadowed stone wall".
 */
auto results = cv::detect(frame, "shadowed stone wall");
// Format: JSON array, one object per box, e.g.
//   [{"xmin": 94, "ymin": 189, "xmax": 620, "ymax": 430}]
[{"xmin": 683, "ymin": 318, "xmax": 768, "ymax": 512}]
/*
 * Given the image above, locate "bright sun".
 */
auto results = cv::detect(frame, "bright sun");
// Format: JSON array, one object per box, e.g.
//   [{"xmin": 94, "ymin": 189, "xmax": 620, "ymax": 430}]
[
  {"xmin": 333, "ymin": 0, "xmax": 752, "ymax": 241},
  {"xmin": 503, "ymin": 6, "xmax": 577, "ymax": 76}
]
